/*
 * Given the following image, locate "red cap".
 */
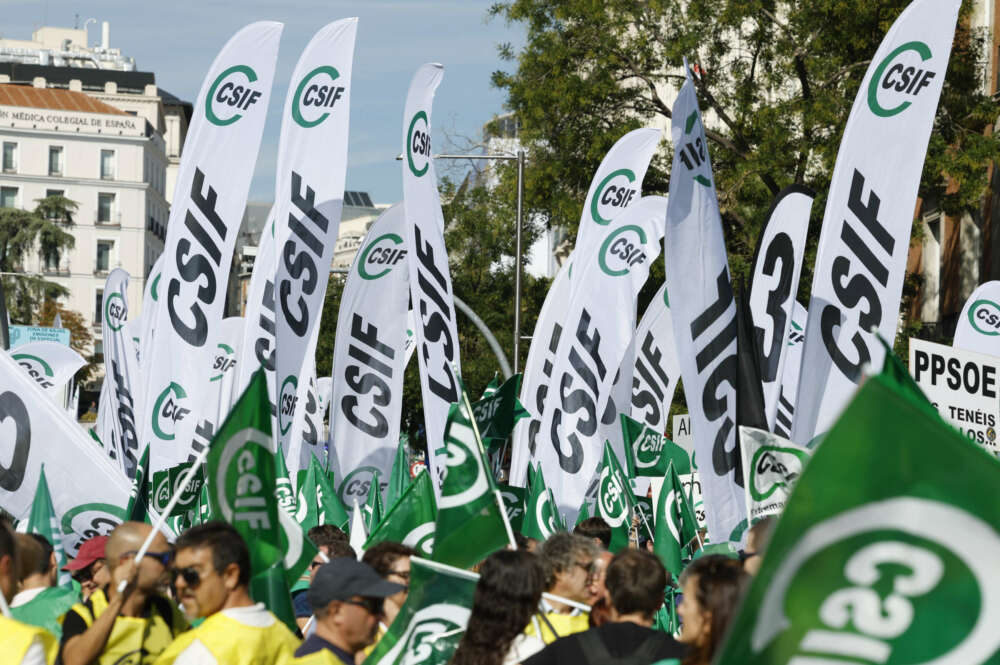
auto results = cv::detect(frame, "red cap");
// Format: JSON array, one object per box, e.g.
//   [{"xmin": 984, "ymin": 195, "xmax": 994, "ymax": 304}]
[{"xmin": 62, "ymin": 535, "xmax": 108, "ymax": 571}]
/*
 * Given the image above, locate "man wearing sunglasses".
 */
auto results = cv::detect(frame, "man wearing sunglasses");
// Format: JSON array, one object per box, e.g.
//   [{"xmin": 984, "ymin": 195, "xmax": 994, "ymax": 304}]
[
  {"xmin": 154, "ymin": 521, "xmax": 299, "ymax": 665},
  {"xmin": 62, "ymin": 535, "xmax": 110, "ymax": 603},
  {"xmin": 293, "ymin": 557, "xmax": 405, "ymax": 664},
  {"xmin": 60, "ymin": 522, "xmax": 186, "ymax": 665}
]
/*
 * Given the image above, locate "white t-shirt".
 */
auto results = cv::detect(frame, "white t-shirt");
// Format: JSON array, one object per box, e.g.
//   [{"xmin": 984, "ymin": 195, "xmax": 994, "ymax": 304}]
[
  {"xmin": 172, "ymin": 603, "xmax": 276, "ymax": 665},
  {"xmin": 10, "ymin": 587, "xmax": 45, "ymax": 608},
  {"xmin": 20, "ymin": 639, "xmax": 48, "ymax": 665},
  {"xmin": 504, "ymin": 633, "xmax": 546, "ymax": 665}
]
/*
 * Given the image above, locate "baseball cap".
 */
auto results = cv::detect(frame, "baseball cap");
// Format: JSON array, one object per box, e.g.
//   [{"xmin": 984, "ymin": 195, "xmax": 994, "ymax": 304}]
[
  {"xmin": 307, "ymin": 558, "xmax": 405, "ymax": 609},
  {"xmin": 62, "ymin": 535, "xmax": 108, "ymax": 571}
]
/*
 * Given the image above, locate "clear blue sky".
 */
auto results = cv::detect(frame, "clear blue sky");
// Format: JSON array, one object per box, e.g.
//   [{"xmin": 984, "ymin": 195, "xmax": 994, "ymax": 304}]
[{"xmin": 2, "ymin": 0, "xmax": 523, "ymax": 204}]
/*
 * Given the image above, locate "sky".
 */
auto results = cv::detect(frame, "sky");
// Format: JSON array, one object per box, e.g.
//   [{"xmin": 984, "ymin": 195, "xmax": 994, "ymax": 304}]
[{"xmin": 1, "ymin": 0, "xmax": 524, "ymax": 204}]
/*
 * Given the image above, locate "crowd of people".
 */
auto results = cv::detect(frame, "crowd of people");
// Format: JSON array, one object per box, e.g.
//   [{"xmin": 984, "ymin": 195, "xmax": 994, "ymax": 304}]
[{"xmin": 0, "ymin": 514, "xmax": 775, "ymax": 665}]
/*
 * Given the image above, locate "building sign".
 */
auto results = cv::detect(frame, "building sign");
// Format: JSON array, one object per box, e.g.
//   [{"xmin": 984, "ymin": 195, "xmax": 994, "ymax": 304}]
[
  {"xmin": 9, "ymin": 325, "xmax": 70, "ymax": 349},
  {"xmin": 0, "ymin": 106, "xmax": 144, "ymax": 137}
]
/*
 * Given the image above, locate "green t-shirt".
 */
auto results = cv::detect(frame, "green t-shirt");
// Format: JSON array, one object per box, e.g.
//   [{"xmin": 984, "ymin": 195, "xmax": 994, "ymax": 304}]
[{"xmin": 11, "ymin": 585, "xmax": 80, "ymax": 640}]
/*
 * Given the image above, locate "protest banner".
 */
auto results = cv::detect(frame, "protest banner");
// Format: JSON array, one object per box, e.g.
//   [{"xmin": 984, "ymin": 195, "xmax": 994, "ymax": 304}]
[{"xmin": 738, "ymin": 426, "xmax": 812, "ymax": 522}]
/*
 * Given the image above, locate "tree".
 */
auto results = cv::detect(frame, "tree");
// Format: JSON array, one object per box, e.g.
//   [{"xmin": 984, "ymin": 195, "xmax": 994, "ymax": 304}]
[
  {"xmin": 0, "ymin": 194, "xmax": 78, "ymax": 323},
  {"xmin": 35, "ymin": 299, "xmax": 96, "ymax": 383}
]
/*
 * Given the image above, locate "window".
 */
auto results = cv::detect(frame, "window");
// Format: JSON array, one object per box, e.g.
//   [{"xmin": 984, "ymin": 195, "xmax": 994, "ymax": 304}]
[
  {"xmin": 96, "ymin": 240, "xmax": 113, "ymax": 273},
  {"xmin": 48, "ymin": 146, "xmax": 63, "ymax": 176},
  {"xmin": 0, "ymin": 187, "xmax": 17, "ymax": 208},
  {"xmin": 94, "ymin": 289, "xmax": 103, "ymax": 326},
  {"xmin": 97, "ymin": 193, "xmax": 115, "ymax": 224},
  {"xmin": 2, "ymin": 142, "xmax": 17, "ymax": 173},
  {"xmin": 43, "ymin": 251, "xmax": 59, "ymax": 272},
  {"xmin": 100, "ymin": 149, "xmax": 115, "ymax": 180}
]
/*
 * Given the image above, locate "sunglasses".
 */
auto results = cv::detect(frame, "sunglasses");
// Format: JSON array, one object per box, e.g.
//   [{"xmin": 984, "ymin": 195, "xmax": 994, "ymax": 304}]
[
  {"xmin": 171, "ymin": 566, "xmax": 202, "ymax": 589},
  {"xmin": 343, "ymin": 597, "xmax": 384, "ymax": 616},
  {"xmin": 123, "ymin": 550, "xmax": 174, "ymax": 567},
  {"xmin": 71, "ymin": 563, "xmax": 95, "ymax": 584},
  {"xmin": 387, "ymin": 568, "xmax": 410, "ymax": 582}
]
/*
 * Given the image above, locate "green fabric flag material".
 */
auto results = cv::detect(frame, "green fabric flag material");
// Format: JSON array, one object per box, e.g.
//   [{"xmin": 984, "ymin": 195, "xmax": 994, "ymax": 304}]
[
  {"xmin": 364, "ymin": 469, "xmax": 385, "ymax": 533},
  {"xmin": 470, "ymin": 374, "xmax": 529, "ymax": 441},
  {"xmin": 10, "ymin": 585, "xmax": 79, "ymax": 639},
  {"xmin": 195, "ymin": 482, "xmax": 212, "ymax": 525},
  {"xmin": 480, "ymin": 373, "xmax": 501, "ymax": 399},
  {"xmin": 205, "ymin": 369, "xmax": 316, "ymax": 631},
  {"xmin": 497, "ymin": 484, "xmax": 526, "ymax": 533},
  {"xmin": 125, "ymin": 445, "xmax": 152, "ymax": 524},
  {"xmin": 364, "ymin": 470, "xmax": 437, "ymax": 558},
  {"xmin": 715, "ymin": 370, "xmax": 1000, "ymax": 664},
  {"xmin": 151, "ymin": 461, "xmax": 204, "ymax": 530},
  {"xmin": 26, "ymin": 466, "xmax": 72, "ymax": 588},
  {"xmin": 362, "ymin": 557, "xmax": 478, "ymax": 665},
  {"xmin": 654, "ymin": 460, "xmax": 698, "ymax": 578},
  {"xmin": 596, "ymin": 441, "xmax": 639, "ymax": 552},
  {"xmin": 294, "ymin": 457, "xmax": 321, "ymax": 532},
  {"xmin": 273, "ymin": 445, "xmax": 297, "ymax": 517},
  {"xmin": 387, "ymin": 434, "xmax": 412, "ymax": 508},
  {"xmin": 621, "ymin": 414, "xmax": 691, "ymax": 477},
  {"xmin": 315, "ymin": 460, "xmax": 350, "ymax": 529},
  {"xmin": 521, "ymin": 464, "xmax": 563, "ymax": 542},
  {"xmin": 575, "ymin": 500, "xmax": 591, "ymax": 526},
  {"xmin": 432, "ymin": 397, "xmax": 510, "ymax": 569}
]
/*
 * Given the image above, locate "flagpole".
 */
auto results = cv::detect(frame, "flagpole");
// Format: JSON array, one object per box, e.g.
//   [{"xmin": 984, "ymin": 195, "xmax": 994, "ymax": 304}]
[{"xmin": 453, "ymin": 364, "xmax": 518, "ymax": 551}]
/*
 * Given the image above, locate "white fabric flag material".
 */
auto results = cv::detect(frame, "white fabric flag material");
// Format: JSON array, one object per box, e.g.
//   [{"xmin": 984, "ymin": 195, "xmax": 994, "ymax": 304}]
[
  {"xmin": 792, "ymin": 0, "xmax": 960, "ymax": 443},
  {"xmin": 0, "ymin": 349, "xmax": 132, "ymax": 553},
  {"xmin": 97, "ymin": 268, "xmax": 142, "ymax": 476},
  {"xmin": 402, "ymin": 63, "xmax": 462, "ymax": 491},
  {"xmin": 141, "ymin": 22, "xmax": 282, "ymax": 472},
  {"xmin": 953, "ymin": 281, "xmax": 1000, "ymax": 357},
  {"xmin": 747, "ymin": 186, "xmax": 813, "ymax": 431},
  {"xmin": 738, "ymin": 426, "xmax": 811, "ymax": 522},
  {"xmin": 538, "ymin": 196, "xmax": 667, "ymax": 516},
  {"xmin": 629, "ymin": 282, "xmax": 680, "ymax": 435},
  {"xmin": 137, "ymin": 253, "xmax": 164, "ymax": 369},
  {"xmin": 12, "ymin": 342, "xmax": 85, "ymax": 399},
  {"xmin": 329, "ymin": 203, "xmax": 410, "ymax": 507},
  {"xmin": 663, "ymin": 66, "xmax": 744, "ymax": 542},
  {"xmin": 206, "ymin": 316, "xmax": 244, "ymax": 428},
  {"xmin": 273, "ymin": 18, "xmax": 357, "ymax": 458},
  {"xmin": 510, "ymin": 128, "xmax": 660, "ymax": 487},
  {"xmin": 772, "ymin": 301, "xmax": 806, "ymax": 439},
  {"xmin": 287, "ymin": 341, "xmax": 324, "ymax": 475}
]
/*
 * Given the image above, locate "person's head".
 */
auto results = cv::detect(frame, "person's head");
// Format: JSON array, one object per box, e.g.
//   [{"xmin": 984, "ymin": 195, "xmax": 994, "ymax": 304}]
[
  {"xmin": 362, "ymin": 541, "xmax": 414, "ymax": 616},
  {"xmin": 605, "ymin": 549, "xmax": 667, "ymax": 624},
  {"xmin": 62, "ymin": 535, "xmax": 109, "ymax": 600},
  {"xmin": 28, "ymin": 534, "xmax": 56, "ymax": 585},
  {"xmin": 0, "ymin": 521, "xmax": 17, "ymax": 601},
  {"xmin": 574, "ymin": 517, "xmax": 612, "ymax": 550},
  {"xmin": 452, "ymin": 550, "xmax": 546, "ymax": 665},
  {"xmin": 538, "ymin": 532, "xmax": 600, "ymax": 602},
  {"xmin": 15, "ymin": 533, "xmax": 47, "ymax": 588},
  {"xmin": 677, "ymin": 555, "xmax": 749, "ymax": 665},
  {"xmin": 308, "ymin": 524, "xmax": 348, "ymax": 552},
  {"xmin": 106, "ymin": 522, "xmax": 171, "ymax": 594},
  {"xmin": 308, "ymin": 557, "xmax": 405, "ymax": 655},
  {"xmin": 308, "ymin": 539, "xmax": 357, "ymax": 583},
  {"xmin": 173, "ymin": 521, "xmax": 251, "ymax": 619},
  {"xmin": 743, "ymin": 517, "xmax": 775, "ymax": 576},
  {"xmin": 586, "ymin": 550, "xmax": 614, "ymax": 605}
]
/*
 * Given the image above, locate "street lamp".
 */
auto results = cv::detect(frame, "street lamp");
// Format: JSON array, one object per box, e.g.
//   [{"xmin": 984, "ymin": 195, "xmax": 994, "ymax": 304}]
[{"xmin": 395, "ymin": 150, "xmax": 526, "ymax": 374}]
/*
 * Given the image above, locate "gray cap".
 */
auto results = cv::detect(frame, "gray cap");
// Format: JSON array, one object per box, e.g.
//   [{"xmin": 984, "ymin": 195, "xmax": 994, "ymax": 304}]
[{"xmin": 307, "ymin": 557, "xmax": 406, "ymax": 609}]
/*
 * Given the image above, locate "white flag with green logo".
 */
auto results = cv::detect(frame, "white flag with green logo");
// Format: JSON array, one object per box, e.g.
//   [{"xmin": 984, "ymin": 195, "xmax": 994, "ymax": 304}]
[
  {"xmin": 96, "ymin": 268, "xmax": 142, "ymax": 477},
  {"xmin": 205, "ymin": 316, "xmax": 243, "ymax": 429},
  {"xmin": 136, "ymin": 253, "xmax": 163, "ymax": 369},
  {"xmin": 772, "ymin": 301, "xmax": 806, "ymax": 439},
  {"xmin": 793, "ymin": 0, "xmax": 960, "ymax": 444},
  {"xmin": 141, "ymin": 22, "xmax": 282, "ymax": 472},
  {"xmin": 0, "ymin": 348, "xmax": 130, "ymax": 554},
  {"xmin": 511, "ymin": 128, "xmax": 660, "ymax": 488},
  {"xmin": 12, "ymin": 341, "xmax": 85, "ymax": 401},
  {"xmin": 738, "ymin": 426, "xmax": 811, "ymax": 523},
  {"xmin": 537, "ymin": 196, "xmax": 666, "ymax": 517},
  {"xmin": 953, "ymin": 281, "xmax": 1000, "ymax": 357},
  {"xmin": 329, "ymin": 203, "xmax": 410, "ymax": 504},
  {"xmin": 402, "ymin": 64, "xmax": 462, "ymax": 493},
  {"xmin": 627, "ymin": 282, "xmax": 680, "ymax": 436}
]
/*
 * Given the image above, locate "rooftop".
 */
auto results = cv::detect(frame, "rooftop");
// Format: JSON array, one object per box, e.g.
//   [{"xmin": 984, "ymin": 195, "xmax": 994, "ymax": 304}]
[{"xmin": 0, "ymin": 83, "xmax": 127, "ymax": 115}]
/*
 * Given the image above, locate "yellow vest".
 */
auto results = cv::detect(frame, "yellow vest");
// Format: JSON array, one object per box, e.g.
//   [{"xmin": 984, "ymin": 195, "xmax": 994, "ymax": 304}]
[
  {"xmin": 291, "ymin": 650, "xmax": 348, "ymax": 665},
  {"xmin": 66, "ymin": 592, "xmax": 188, "ymax": 665},
  {"xmin": 0, "ymin": 614, "xmax": 57, "ymax": 665},
  {"xmin": 524, "ymin": 611, "xmax": 590, "ymax": 644},
  {"xmin": 154, "ymin": 611, "xmax": 299, "ymax": 665}
]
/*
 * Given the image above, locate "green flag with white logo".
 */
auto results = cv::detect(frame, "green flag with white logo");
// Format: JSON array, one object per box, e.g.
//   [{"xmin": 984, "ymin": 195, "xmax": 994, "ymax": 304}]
[
  {"xmin": 576, "ymin": 499, "xmax": 591, "ymax": 526},
  {"xmin": 621, "ymin": 414, "xmax": 690, "ymax": 477},
  {"xmin": 596, "ymin": 441, "xmax": 638, "ymax": 552},
  {"xmin": 480, "ymin": 373, "xmax": 501, "ymax": 399},
  {"xmin": 497, "ymin": 484, "xmax": 526, "ymax": 533},
  {"xmin": 362, "ymin": 557, "xmax": 477, "ymax": 665},
  {"xmin": 315, "ymin": 460, "xmax": 350, "ymax": 530},
  {"xmin": 470, "ymin": 373, "xmax": 529, "ymax": 442},
  {"xmin": 654, "ymin": 460, "xmax": 698, "ymax": 578},
  {"xmin": 152, "ymin": 461, "xmax": 204, "ymax": 531},
  {"xmin": 26, "ymin": 466, "xmax": 72, "ymax": 588},
  {"xmin": 364, "ymin": 469, "xmax": 385, "ymax": 532},
  {"xmin": 205, "ymin": 369, "xmax": 316, "ymax": 631},
  {"xmin": 125, "ymin": 445, "xmax": 152, "ymax": 524},
  {"xmin": 432, "ymin": 395, "xmax": 511, "ymax": 569},
  {"xmin": 195, "ymin": 482, "xmax": 212, "ymax": 525},
  {"xmin": 294, "ymin": 456, "xmax": 321, "ymax": 532},
  {"xmin": 715, "ymin": 367, "xmax": 1000, "ymax": 665},
  {"xmin": 521, "ymin": 463, "xmax": 563, "ymax": 542},
  {"xmin": 387, "ymin": 434, "xmax": 412, "ymax": 508},
  {"xmin": 273, "ymin": 445, "xmax": 297, "ymax": 517},
  {"xmin": 365, "ymin": 470, "xmax": 437, "ymax": 558}
]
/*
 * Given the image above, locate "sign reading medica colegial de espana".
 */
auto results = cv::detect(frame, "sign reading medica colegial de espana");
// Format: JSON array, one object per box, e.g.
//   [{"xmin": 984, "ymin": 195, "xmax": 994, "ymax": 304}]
[
  {"xmin": 791, "ymin": 0, "xmax": 960, "ymax": 445},
  {"xmin": 953, "ymin": 281, "xmax": 1000, "ymax": 358},
  {"xmin": 329, "ymin": 203, "xmax": 409, "ymax": 507},
  {"xmin": 402, "ymin": 63, "xmax": 462, "ymax": 492},
  {"xmin": 141, "ymin": 22, "xmax": 281, "ymax": 472}
]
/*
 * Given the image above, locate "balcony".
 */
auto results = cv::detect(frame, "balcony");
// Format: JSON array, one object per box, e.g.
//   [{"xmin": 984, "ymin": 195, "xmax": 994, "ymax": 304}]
[{"xmin": 95, "ymin": 212, "xmax": 121, "ymax": 228}]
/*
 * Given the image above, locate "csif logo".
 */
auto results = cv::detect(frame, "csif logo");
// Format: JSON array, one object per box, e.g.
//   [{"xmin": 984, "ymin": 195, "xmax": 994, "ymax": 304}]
[
  {"xmin": 278, "ymin": 376, "xmax": 298, "ymax": 436},
  {"xmin": 61, "ymin": 502, "xmax": 125, "ymax": 545},
  {"xmin": 206, "ymin": 65, "xmax": 262, "ymax": 126},
  {"xmin": 748, "ymin": 445, "xmax": 808, "ymax": 502},
  {"xmin": 437, "ymin": 413, "xmax": 489, "ymax": 510},
  {"xmin": 968, "ymin": 299, "xmax": 1000, "ymax": 336},
  {"xmin": 597, "ymin": 466, "xmax": 628, "ymax": 527},
  {"xmin": 406, "ymin": 110, "xmax": 432, "ymax": 177},
  {"xmin": 633, "ymin": 429, "xmax": 664, "ymax": 470},
  {"xmin": 358, "ymin": 232, "xmax": 407, "ymax": 280},
  {"xmin": 338, "ymin": 465, "xmax": 384, "ymax": 505},
  {"xmin": 679, "ymin": 110, "xmax": 711, "ymax": 187},
  {"xmin": 534, "ymin": 489, "xmax": 558, "ymax": 539},
  {"xmin": 209, "ymin": 343, "xmax": 237, "ymax": 381},
  {"xmin": 104, "ymin": 291, "xmax": 126, "ymax": 331},
  {"xmin": 402, "ymin": 523, "xmax": 435, "ymax": 557},
  {"xmin": 598, "ymin": 224, "xmax": 648, "ymax": 277},
  {"xmin": 590, "ymin": 168, "xmax": 637, "ymax": 225},
  {"xmin": 384, "ymin": 604, "xmax": 471, "ymax": 665},
  {"xmin": 291, "ymin": 65, "xmax": 344, "ymax": 128},
  {"xmin": 867, "ymin": 41, "xmax": 936, "ymax": 118},
  {"xmin": 13, "ymin": 353, "xmax": 55, "ymax": 390},
  {"xmin": 151, "ymin": 382, "xmax": 190, "ymax": 441}
]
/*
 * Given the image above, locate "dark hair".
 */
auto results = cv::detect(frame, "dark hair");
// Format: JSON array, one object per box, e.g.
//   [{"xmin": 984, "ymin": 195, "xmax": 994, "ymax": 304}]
[
  {"xmin": 451, "ymin": 550, "xmax": 545, "ymax": 665},
  {"xmin": 308, "ymin": 524, "xmax": 348, "ymax": 550},
  {"xmin": 537, "ymin": 532, "xmax": 599, "ymax": 590},
  {"xmin": 606, "ymin": 549, "xmax": 666, "ymax": 620},
  {"xmin": 574, "ymin": 517, "xmax": 612, "ymax": 549},
  {"xmin": 679, "ymin": 555, "xmax": 749, "ymax": 665},
  {"xmin": 15, "ymin": 534, "xmax": 43, "ymax": 582},
  {"xmin": 29, "ymin": 534, "xmax": 54, "ymax": 574},
  {"xmin": 175, "ymin": 521, "xmax": 251, "ymax": 587},
  {"xmin": 326, "ymin": 540, "xmax": 357, "ymax": 561},
  {"xmin": 362, "ymin": 542, "xmax": 415, "ymax": 578}
]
